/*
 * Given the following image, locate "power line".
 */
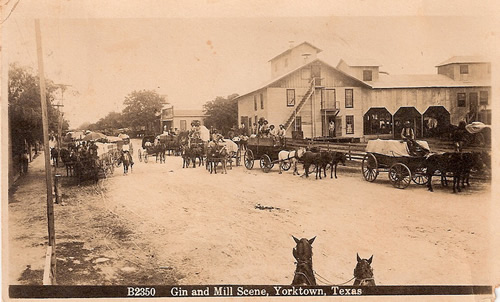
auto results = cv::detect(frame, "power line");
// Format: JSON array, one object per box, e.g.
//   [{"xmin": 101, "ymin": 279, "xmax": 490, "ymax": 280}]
[{"xmin": 1, "ymin": 0, "xmax": 20, "ymax": 25}]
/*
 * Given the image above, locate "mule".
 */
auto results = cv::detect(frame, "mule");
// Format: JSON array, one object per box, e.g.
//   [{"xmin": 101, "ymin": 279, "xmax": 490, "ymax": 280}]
[
  {"xmin": 121, "ymin": 151, "xmax": 133, "ymax": 175},
  {"xmin": 319, "ymin": 151, "xmax": 347, "ymax": 179},
  {"xmin": 301, "ymin": 151, "xmax": 322, "ymax": 178},
  {"xmin": 425, "ymin": 152, "xmax": 484, "ymax": 193},
  {"xmin": 278, "ymin": 147, "xmax": 306, "ymax": 175},
  {"xmin": 353, "ymin": 254, "xmax": 375, "ymax": 286},
  {"xmin": 291, "ymin": 236, "xmax": 317, "ymax": 286},
  {"xmin": 207, "ymin": 144, "xmax": 227, "ymax": 174}
]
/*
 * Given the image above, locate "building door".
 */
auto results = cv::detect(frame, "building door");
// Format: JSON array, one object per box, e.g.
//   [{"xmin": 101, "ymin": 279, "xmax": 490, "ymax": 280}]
[
  {"xmin": 335, "ymin": 116, "xmax": 342, "ymax": 137},
  {"xmin": 322, "ymin": 112, "xmax": 339, "ymax": 137}
]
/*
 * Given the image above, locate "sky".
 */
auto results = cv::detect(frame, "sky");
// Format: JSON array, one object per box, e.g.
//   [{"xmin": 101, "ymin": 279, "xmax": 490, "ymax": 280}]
[{"xmin": 3, "ymin": 0, "xmax": 499, "ymax": 128}]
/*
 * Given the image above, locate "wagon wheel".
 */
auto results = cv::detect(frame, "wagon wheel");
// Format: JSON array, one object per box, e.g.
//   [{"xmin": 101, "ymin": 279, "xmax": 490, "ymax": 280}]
[
  {"xmin": 412, "ymin": 168, "xmax": 429, "ymax": 185},
  {"xmin": 362, "ymin": 153, "xmax": 378, "ymax": 182},
  {"xmin": 244, "ymin": 149, "xmax": 254, "ymax": 170},
  {"xmin": 260, "ymin": 154, "xmax": 273, "ymax": 173},
  {"xmin": 138, "ymin": 149, "xmax": 142, "ymax": 162},
  {"xmin": 144, "ymin": 151, "xmax": 149, "ymax": 163},
  {"xmin": 281, "ymin": 160, "xmax": 291, "ymax": 171},
  {"xmin": 389, "ymin": 163, "xmax": 411, "ymax": 189}
]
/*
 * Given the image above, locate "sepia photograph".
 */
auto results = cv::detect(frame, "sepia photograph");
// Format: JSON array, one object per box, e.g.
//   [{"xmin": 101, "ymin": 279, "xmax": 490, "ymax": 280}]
[{"xmin": 2, "ymin": 0, "xmax": 499, "ymax": 300}]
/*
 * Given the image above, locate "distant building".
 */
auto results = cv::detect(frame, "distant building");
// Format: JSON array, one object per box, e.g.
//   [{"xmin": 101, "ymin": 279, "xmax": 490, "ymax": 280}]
[
  {"xmin": 161, "ymin": 105, "xmax": 207, "ymax": 132},
  {"xmin": 236, "ymin": 42, "xmax": 491, "ymax": 141}
]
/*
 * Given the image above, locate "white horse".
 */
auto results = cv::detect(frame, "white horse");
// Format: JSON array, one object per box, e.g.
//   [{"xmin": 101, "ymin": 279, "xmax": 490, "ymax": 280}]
[{"xmin": 278, "ymin": 147, "xmax": 306, "ymax": 175}]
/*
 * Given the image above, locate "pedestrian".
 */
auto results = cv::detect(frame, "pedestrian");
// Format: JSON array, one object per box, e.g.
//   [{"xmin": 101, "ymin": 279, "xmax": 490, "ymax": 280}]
[
  {"xmin": 329, "ymin": 120, "xmax": 335, "ymax": 137},
  {"xmin": 20, "ymin": 149, "xmax": 29, "ymax": 174}
]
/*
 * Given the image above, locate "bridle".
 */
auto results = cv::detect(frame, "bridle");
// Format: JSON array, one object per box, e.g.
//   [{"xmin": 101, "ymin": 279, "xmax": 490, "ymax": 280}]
[{"xmin": 294, "ymin": 258, "xmax": 314, "ymax": 285}]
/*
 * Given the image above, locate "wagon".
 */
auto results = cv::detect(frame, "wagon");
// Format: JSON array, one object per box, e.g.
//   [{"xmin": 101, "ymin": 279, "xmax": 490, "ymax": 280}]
[
  {"xmin": 243, "ymin": 137, "xmax": 290, "ymax": 173},
  {"xmin": 361, "ymin": 139, "xmax": 430, "ymax": 189}
]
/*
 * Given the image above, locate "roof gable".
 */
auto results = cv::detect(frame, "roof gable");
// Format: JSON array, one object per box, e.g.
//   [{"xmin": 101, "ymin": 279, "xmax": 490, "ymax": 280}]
[{"xmin": 268, "ymin": 42, "xmax": 322, "ymax": 62}]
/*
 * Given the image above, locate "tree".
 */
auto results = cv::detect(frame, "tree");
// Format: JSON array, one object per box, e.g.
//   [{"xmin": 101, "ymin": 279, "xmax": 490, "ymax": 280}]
[
  {"xmin": 203, "ymin": 93, "xmax": 239, "ymax": 135},
  {"xmin": 8, "ymin": 63, "xmax": 68, "ymax": 153},
  {"xmin": 88, "ymin": 111, "xmax": 124, "ymax": 133},
  {"xmin": 122, "ymin": 90, "xmax": 165, "ymax": 131}
]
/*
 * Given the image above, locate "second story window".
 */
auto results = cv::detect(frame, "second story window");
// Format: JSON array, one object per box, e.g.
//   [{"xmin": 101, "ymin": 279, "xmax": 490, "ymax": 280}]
[
  {"xmin": 460, "ymin": 65, "xmax": 469, "ymax": 74},
  {"xmin": 480, "ymin": 91, "xmax": 488, "ymax": 105},
  {"xmin": 457, "ymin": 93, "xmax": 466, "ymax": 107},
  {"xmin": 363, "ymin": 70, "xmax": 373, "ymax": 81},
  {"xmin": 287, "ymin": 89, "xmax": 295, "ymax": 107},
  {"xmin": 260, "ymin": 93, "xmax": 264, "ymax": 109},
  {"xmin": 254, "ymin": 95, "xmax": 257, "ymax": 111},
  {"xmin": 345, "ymin": 89, "xmax": 353, "ymax": 108}
]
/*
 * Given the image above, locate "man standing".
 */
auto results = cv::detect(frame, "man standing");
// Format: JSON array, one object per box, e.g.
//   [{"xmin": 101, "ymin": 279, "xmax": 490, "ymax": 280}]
[{"xmin": 329, "ymin": 120, "xmax": 335, "ymax": 137}]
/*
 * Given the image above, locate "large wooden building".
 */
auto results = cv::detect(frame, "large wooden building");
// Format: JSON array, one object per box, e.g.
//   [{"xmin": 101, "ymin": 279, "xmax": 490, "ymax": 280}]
[{"xmin": 236, "ymin": 42, "xmax": 491, "ymax": 141}]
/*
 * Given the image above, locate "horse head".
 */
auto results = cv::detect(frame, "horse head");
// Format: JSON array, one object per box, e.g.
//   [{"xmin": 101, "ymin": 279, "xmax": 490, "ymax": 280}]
[
  {"xmin": 291, "ymin": 236, "xmax": 316, "ymax": 286},
  {"xmin": 339, "ymin": 152, "xmax": 347, "ymax": 166},
  {"xmin": 353, "ymin": 254, "xmax": 375, "ymax": 286}
]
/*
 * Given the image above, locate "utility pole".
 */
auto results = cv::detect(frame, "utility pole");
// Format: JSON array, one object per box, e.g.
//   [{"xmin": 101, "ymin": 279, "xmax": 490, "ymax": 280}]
[
  {"xmin": 53, "ymin": 84, "xmax": 71, "ymax": 167},
  {"xmin": 35, "ymin": 19, "xmax": 56, "ymax": 285}
]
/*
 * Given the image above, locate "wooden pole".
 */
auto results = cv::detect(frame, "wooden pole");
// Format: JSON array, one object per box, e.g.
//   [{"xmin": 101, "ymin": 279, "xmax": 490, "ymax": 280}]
[{"xmin": 35, "ymin": 19, "xmax": 56, "ymax": 284}]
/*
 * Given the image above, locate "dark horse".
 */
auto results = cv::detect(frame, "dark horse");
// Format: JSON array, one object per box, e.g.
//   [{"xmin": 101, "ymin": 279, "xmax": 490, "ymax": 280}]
[
  {"xmin": 291, "ymin": 236, "xmax": 316, "ymax": 286},
  {"xmin": 353, "ymin": 254, "xmax": 375, "ymax": 286},
  {"xmin": 425, "ymin": 152, "xmax": 484, "ymax": 193},
  {"xmin": 318, "ymin": 151, "xmax": 347, "ymax": 179},
  {"xmin": 121, "ymin": 151, "xmax": 133, "ymax": 175}
]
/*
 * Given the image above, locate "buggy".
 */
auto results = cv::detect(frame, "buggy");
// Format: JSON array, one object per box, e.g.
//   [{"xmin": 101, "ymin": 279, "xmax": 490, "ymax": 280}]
[{"xmin": 361, "ymin": 139, "xmax": 430, "ymax": 189}]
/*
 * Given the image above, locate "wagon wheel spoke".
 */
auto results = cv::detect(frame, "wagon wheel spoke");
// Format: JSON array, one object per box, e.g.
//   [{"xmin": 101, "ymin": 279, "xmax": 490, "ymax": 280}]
[
  {"xmin": 244, "ymin": 149, "xmax": 254, "ymax": 170},
  {"xmin": 389, "ymin": 163, "xmax": 411, "ymax": 189}
]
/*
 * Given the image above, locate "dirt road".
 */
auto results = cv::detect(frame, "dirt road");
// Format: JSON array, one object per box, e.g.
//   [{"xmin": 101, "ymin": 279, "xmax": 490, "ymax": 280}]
[{"xmin": 8, "ymin": 141, "xmax": 498, "ymax": 286}]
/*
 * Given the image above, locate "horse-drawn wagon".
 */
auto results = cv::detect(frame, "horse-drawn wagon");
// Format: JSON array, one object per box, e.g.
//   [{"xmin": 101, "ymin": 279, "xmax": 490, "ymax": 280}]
[
  {"xmin": 361, "ymin": 139, "xmax": 430, "ymax": 189},
  {"xmin": 243, "ymin": 137, "xmax": 291, "ymax": 173}
]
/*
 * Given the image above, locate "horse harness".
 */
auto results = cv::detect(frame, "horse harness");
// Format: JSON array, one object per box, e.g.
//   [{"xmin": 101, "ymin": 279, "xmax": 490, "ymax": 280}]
[{"xmin": 294, "ymin": 258, "xmax": 314, "ymax": 285}]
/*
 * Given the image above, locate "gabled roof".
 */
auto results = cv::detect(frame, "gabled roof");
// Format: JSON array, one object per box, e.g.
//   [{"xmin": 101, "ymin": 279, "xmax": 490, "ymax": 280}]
[
  {"xmin": 235, "ymin": 58, "xmax": 371, "ymax": 101},
  {"xmin": 369, "ymin": 73, "xmax": 490, "ymax": 89},
  {"xmin": 337, "ymin": 58, "xmax": 381, "ymax": 67},
  {"xmin": 436, "ymin": 56, "xmax": 489, "ymax": 67},
  {"xmin": 268, "ymin": 42, "xmax": 322, "ymax": 62}
]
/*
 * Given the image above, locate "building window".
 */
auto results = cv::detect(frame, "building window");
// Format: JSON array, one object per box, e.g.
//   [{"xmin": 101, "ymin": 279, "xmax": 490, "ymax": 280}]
[
  {"xmin": 345, "ymin": 89, "xmax": 353, "ymax": 108},
  {"xmin": 260, "ymin": 93, "xmax": 264, "ymax": 109},
  {"xmin": 457, "ymin": 93, "xmax": 466, "ymax": 107},
  {"xmin": 180, "ymin": 120, "xmax": 187, "ymax": 131},
  {"xmin": 346, "ymin": 115, "xmax": 354, "ymax": 134},
  {"xmin": 323, "ymin": 89, "xmax": 336, "ymax": 109},
  {"xmin": 286, "ymin": 89, "xmax": 295, "ymax": 107},
  {"xmin": 460, "ymin": 65, "xmax": 469, "ymax": 74},
  {"xmin": 292, "ymin": 116, "xmax": 302, "ymax": 131},
  {"xmin": 480, "ymin": 91, "xmax": 488, "ymax": 105},
  {"xmin": 254, "ymin": 95, "xmax": 257, "ymax": 111},
  {"xmin": 363, "ymin": 70, "xmax": 372, "ymax": 81}
]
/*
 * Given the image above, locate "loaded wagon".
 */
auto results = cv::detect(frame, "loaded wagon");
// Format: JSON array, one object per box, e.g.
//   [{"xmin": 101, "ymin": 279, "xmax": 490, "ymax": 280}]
[
  {"xmin": 361, "ymin": 139, "xmax": 430, "ymax": 189},
  {"xmin": 243, "ymin": 137, "xmax": 290, "ymax": 173}
]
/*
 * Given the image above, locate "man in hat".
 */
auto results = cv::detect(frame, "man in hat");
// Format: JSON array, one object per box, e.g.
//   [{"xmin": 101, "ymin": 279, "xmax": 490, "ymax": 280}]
[
  {"xmin": 401, "ymin": 121, "xmax": 415, "ymax": 140},
  {"xmin": 277, "ymin": 124, "xmax": 286, "ymax": 146}
]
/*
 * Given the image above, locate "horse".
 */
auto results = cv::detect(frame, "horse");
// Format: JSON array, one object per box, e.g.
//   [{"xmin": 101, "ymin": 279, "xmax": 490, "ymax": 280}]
[
  {"xmin": 291, "ymin": 236, "xmax": 316, "ymax": 286},
  {"xmin": 353, "ymin": 254, "xmax": 375, "ymax": 286},
  {"xmin": 318, "ymin": 151, "xmax": 347, "ymax": 179},
  {"xmin": 180, "ymin": 145, "xmax": 192, "ymax": 168},
  {"xmin": 425, "ymin": 152, "xmax": 484, "ymax": 193},
  {"xmin": 189, "ymin": 143, "xmax": 205, "ymax": 168},
  {"xmin": 50, "ymin": 147, "xmax": 59, "ymax": 166},
  {"xmin": 207, "ymin": 143, "xmax": 227, "ymax": 174},
  {"xmin": 301, "ymin": 151, "xmax": 322, "ymax": 178},
  {"xmin": 121, "ymin": 151, "xmax": 133, "ymax": 175},
  {"xmin": 278, "ymin": 147, "xmax": 306, "ymax": 175}
]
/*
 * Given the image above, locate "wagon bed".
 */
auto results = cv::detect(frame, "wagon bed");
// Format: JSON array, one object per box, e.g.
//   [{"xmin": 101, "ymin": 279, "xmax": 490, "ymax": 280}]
[{"xmin": 244, "ymin": 137, "xmax": 290, "ymax": 173}]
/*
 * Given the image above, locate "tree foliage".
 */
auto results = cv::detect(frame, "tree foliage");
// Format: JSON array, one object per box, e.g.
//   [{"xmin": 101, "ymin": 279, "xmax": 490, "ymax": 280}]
[
  {"xmin": 122, "ymin": 90, "xmax": 165, "ymax": 130},
  {"xmin": 203, "ymin": 93, "xmax": 239, "ymax": 135},
  {"xmin": 8, "ymin": 63, "xmax": 68, "ymax": 152},
  {"xmin": 87, "ymin": 111, "xmax": 124, "ymax": 133}
]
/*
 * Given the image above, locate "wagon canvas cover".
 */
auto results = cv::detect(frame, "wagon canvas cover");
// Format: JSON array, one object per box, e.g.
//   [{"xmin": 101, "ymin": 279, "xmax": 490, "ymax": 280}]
[{"xmin": 365, "ymin": 139, "xmax": 430, "ymax": 157}]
